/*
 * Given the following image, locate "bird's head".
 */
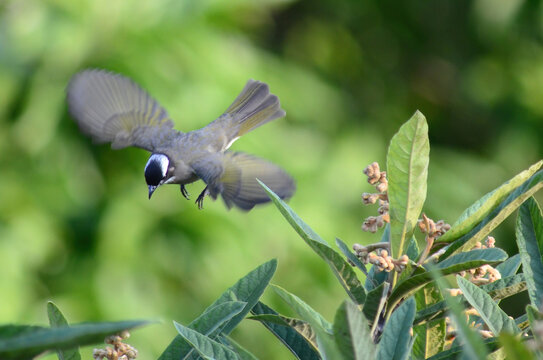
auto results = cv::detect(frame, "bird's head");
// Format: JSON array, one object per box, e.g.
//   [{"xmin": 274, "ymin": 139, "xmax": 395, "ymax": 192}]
[{"xmin": 145, "ymin": 153, "xmax": 170, "ymax": 199}]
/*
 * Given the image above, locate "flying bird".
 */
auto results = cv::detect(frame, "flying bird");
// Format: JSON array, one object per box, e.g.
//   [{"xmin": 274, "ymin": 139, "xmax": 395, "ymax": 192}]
[{"xmin": 67, "ymin": 69, "xmax": 295, "ymax": 210}]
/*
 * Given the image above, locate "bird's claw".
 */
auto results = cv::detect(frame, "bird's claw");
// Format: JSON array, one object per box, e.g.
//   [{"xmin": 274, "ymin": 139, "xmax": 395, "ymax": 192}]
[
  {"xmin": 196, "ymin": 186, "xmax": 208, "ymax": 210},
  {"xmin": 180, "ymin": 185, "xmax": 190, "ymax": 200}
]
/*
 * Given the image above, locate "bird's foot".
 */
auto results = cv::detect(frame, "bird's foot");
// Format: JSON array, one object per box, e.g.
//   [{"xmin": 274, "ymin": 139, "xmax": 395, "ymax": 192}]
[
  {"xmin": 180, "ymin": 185, "xmax": 190, "ymax": 200},
  {"xmin": 196, "ymin": 186, "xmax": 209, "ymax": 210}
]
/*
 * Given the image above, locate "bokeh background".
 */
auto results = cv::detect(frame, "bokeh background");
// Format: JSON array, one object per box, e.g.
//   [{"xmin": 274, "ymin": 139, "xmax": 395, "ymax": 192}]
[{"xmin": 1, "ymin": 0, "xmax": 542, "ymax": 358}]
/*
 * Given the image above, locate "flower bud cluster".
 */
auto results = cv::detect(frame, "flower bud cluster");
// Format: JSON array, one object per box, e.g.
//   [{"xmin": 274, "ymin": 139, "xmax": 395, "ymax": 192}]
[
  {"xmin": 353, "ymin": 243, "xmax": 409, "ymax": 273},
  {"xmin": 362, "ymin": 162, "xmax": 389, "ymax": 233},
  {"xmin": 416, "ymin": 214, "xmax": 451, "ymax": 265},
  {"xmin": 458, "ymin": 236, "xmax": 501, "ymax": 284},
  {"xmin": 417, "ymin": 215, "xmax": 451, "ymax": 240},
  {"xmin": 93, "ymin": 331, "xmax": 138, "ymax": 360}
]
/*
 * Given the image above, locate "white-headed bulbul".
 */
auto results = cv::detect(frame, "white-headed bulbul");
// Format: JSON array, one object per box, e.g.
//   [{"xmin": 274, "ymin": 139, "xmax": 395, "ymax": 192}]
[{"xmin": 67, "ymin": 69, "xmax": 295, "ymax": 210}]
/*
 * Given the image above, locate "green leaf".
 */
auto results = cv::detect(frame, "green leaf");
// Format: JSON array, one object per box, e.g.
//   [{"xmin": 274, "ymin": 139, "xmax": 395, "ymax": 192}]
[
  {"xmin": 526, "ymin": 304, "xmax": 543, "ymax": 327},
  {"xmin": 212, "ymin": 259, "xmax": 277, "ymax": 335},
  {"xmin": 405, "ymin": 236, "xmax": 420, "ymax": 262},
  {"xmin": 483, "ymin": 273, "xmax": 526, "ymax": 301},
  {"xmin": 362, "ymin": 282, "xmax": 390, "ymax": 326},
  {"xmin": 250, "ymin": 302, "xmax": 320, "ymax": 360},
  {"xmin": 272, "ymin": 286, "xmax": 332, "ymax": 334},
  {"xmin": 272, "ymin": 285, "xmax": 341, "ymax": 359},
  {"xmin": 336, "ymin": 238, "xmax": 368, "ymax": 276},
  {"xmin": 0, "ymin": 320, "xmax": 150, "ymax": 360},
  {"xmin": 365, "ymin": 225, "xmax": 391, "ymax": 292},
  {"xmin": 173, "ymin": 321, "xmax": 239, "ymax": 360},
  {"xmin": 412, "ymin": 285, "xmax": 445, "ymax": 358},
  {"xmin": 426, "ymin": 338, "xmax": 500, "ymax": 360},
  {"xmin": 376, "ymin": 297, "xmax": 416, "ymax": 360},
  {"xmin": 333, "ymin": 300, "xmax": 376, "ymax": 360},
  {"xmin": 438, "ymin": 160, "xmax": 543, "ymax": 244},
  {"xmin": 387, "ymin": 248, "xmax": 507, "ymax": 318},
  {"xmin": 516, "ymin": 197, "xmax": 543, "ymax": 309},
  {"xmin": 160, "ymin": 301, "xmax": 245, "ymax": 359},
  {"xmin": 414, "ymin": 274, "xmax": 526, "ymax": 325},
  {"xmin": 159, "ymin": 259, "xmax": 275, "ymax": 360},
  {"xmin": 428, "ymin": 266, "xmax": 489, "ymax": 359},
  {"xmin": 365, "ymin": 265, "xmax": 388, "ymax": 293},
  {"xmin": 386, "ymin": 110, "xmax": 429, "ymax": 260},
  {"xmin": 441, "ymin": 170, "xmax": 543, "ymax": 258},
  {"xmin": 260, "ymin": 181, "xmax": 366, "ymax": 305},
  {"xmin": 413, "ymin": 319, "xmax": 446, "ymax": 359},
  {"xmin": 499, "ymin": 332, "xmax": 535, "ymax": 360},
  {"xmin": 436, "ymin": 248, "xmax": 507, "ymax": 270},
  {"xmin": 223, "ymin": 336, "xmax": 259, "ymax": 360},
  {"xmin": 495, "ymin": 254, "xmax": 521, "ymax": 277},
  {"xmin": 47, "ymin": 302, "xmax": 81, "ymax": 360},
  {"xmin": 456, "ymin": 276, "xmax": 519, "ymax": 335}
]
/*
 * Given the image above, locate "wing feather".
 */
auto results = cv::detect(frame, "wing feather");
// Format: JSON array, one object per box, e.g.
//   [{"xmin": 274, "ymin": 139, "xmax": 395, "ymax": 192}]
[
  {"xmin": 67, "ymin": 69, "xmax": 177, "ymax": 151},
  {"xmin": 192, "ymin": 152, "xmax": 295, "ymax": 211}
]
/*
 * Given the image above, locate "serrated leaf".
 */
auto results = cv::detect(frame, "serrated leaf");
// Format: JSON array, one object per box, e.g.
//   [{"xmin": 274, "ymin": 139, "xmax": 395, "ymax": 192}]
[
  {"xmin": 456, "ymin": 276, "xmax": 519, "ymax": 335},
  {"xmin": 438, "ymin": 161, "xmax": 543, "ymax": 244},
  {"xmin": 499, "ymin": 332, "xmax": 535, "ymax": 360},
  {"xmin": 387, "ymin": 110, "xmax": 429, "ymax": 261},
  {"xmin": 47, "ymin": 302, "xmax": 81, "ymax": 360},
  {"xmin": 173, "ymin": 322, "xmax": 239, "ymax": 360},
  {"xmin": 333, "ymin": 300, "xmax": 375, "ymax": 360},
  {"xmin": 387, "ymin": 248, "xmax": 507, "ymax": 318},
  {"xmin": 376, "ymin": 297, "xmax": 416, "ymax": 360},
  {"xmin": 159, "ymin": 260, "xmax": 275, "ymax": 360},
  {"xmin": 428, "ymin": 266, "xmax": 489, "ymax": 359},
  {"xmin": 516, "ymin": 197, "xmax": 543, "ymax": 309},
  {"xmin": 495, "ymin": 254, "xmax": 521, "ymax": 278},
  {"xmin": 260, "ymin": 181, "xmax": 366, "ymax": 305},
  {"xmin": 440, "ymin": 170, "xmax": 543, "ymax": 258},
  {"xmin": 272, "ymin": 285, "xmax": 341, "ymax": 359},
  {"xmin": 250, "ymin": 302, "xmax": 320, "ymax": 359},
  {"xmin": 0, "ymin": 320, "xmax": 150, "ymax": 360},
  {"xmin": 336, "ymin": 238, "xmax": 368, "ymax": 276},
  {"xmin": 414, "ymin": 274, "xmax": 526, "ymax": 325}
]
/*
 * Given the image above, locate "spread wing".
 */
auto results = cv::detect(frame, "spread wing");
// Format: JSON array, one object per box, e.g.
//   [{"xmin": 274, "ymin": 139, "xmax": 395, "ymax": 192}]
[
  {"xmin": 67, "ymin": 69, "xmax": 178, "ymax": 151},
  {"xmin": 192, "ymin": 152, "xmax": 295, "ymax": 211}
]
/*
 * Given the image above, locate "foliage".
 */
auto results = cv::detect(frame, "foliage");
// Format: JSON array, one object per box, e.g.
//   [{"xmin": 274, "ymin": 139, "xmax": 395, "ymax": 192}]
[
  {"xmin": 6, "ymin": 111, "xmax": 543, "ymax": 359},
  {"xmin": 3, "ymin": 0, "xmax": 543, "ymax": 358}
]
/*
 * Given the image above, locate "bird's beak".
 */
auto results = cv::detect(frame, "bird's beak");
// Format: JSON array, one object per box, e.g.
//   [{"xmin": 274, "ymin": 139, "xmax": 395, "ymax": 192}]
[{"xmin": 148, "ymin": 185, "xmax": 157, "ymax": 199}]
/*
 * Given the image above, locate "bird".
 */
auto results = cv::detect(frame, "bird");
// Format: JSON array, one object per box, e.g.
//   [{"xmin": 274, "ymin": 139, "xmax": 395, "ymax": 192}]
[{"xmin": 66, "ymin": 69, "xmax": 295, "ymax": 210}]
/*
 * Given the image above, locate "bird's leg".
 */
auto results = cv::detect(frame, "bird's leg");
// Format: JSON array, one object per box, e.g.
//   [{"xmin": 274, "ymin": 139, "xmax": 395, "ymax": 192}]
[
  {"xmin": 180, "ymin": 185, "xmax": 190, "ymax": 200},
  {"xmin": 196, "ymin": 186, "xmax": 209, "ymax": 210}
]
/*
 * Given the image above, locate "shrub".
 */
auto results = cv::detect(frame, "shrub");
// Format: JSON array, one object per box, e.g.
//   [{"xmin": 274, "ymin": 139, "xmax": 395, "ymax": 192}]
[{"xmin": 2, "ymin": 111, "xmax": 543, "ymax": 359}]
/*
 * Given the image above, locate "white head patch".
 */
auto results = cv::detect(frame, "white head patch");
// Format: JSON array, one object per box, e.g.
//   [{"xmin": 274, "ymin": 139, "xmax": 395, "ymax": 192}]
[{"xmin": 146, "ymin": 153, "xmax": 169, "ymax": 178}]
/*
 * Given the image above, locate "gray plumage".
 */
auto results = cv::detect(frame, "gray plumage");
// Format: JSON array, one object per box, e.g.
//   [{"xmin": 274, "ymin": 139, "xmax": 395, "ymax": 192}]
[{"xmin": 67, "ymin": 69, "xmax": 295, "ymax": 210}]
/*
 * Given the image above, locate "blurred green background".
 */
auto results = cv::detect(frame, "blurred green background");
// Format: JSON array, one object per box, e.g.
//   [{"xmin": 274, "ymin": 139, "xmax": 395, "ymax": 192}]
[{"xmin": 1, "ymin": 0, "xmax": 542, "ymax": 358}]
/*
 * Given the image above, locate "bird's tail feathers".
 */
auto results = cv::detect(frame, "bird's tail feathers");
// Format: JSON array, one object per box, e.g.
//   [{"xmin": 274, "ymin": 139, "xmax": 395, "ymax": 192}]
[{"xmin": 225, "ymin": 80, "xmax": 286, "ymax": 137}]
